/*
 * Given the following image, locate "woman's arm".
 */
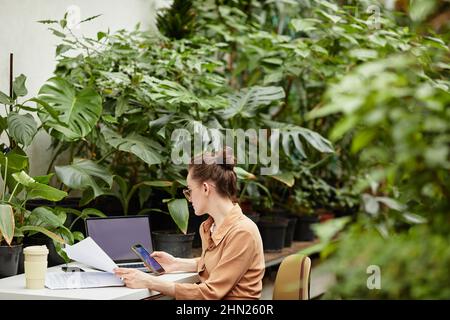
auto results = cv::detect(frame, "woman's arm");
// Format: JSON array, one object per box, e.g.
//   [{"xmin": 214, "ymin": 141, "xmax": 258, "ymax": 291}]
[
  {"xmin": 113, "ymin": 268, "xmax": 176, "ymax": 297},
  {"xmin": 173, "ymin": 257, "xmax": 199, "ymax": 272},
  {"xmin": 151, "ymin": 251, "xmax": 199, "ymax": 273},
  {"xmin": 146, "ymin": 276, "xmax": 175, "ymax": 296}
]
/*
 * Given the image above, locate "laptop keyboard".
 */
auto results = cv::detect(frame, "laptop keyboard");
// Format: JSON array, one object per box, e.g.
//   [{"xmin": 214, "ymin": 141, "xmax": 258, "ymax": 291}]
[{"xmin": 121, "ymin": 263, "xmax": 145, "ymax": 268}]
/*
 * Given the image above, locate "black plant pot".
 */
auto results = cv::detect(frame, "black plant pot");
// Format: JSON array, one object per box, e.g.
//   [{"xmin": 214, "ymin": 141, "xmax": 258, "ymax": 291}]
[
  {"xmin": 293, "ymin": 215, "xmax": 319, "ymax": 241},
  {"xmin": 148, "ymin": 200, "xmax": 206, "ymax": 249},
  {"xmin": 0, "ymin": 244, "xmax": 23, "ymax": 278},
  {"xmin": 152, "ymin": 231, "xmax": 195, "ymax": 258},
  {"xmin": 284, "ymin": 216, "xmax": 298, "ymax": 247},
  {"xmin": 257, "ymin": 217, "xmax": 288, "ymax": 253}
]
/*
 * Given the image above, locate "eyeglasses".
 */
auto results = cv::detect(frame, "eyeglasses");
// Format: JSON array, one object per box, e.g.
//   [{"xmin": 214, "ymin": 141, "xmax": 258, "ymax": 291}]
[{"xmin": 183, "ymin": 183, "xmax": 216, "ymax": 201}]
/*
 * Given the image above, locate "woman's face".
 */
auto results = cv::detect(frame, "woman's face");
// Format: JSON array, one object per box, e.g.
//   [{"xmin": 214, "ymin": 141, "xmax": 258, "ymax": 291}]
[{"xmin": 186, "ymin": 171, "xmax": 210, "ymax": 215}]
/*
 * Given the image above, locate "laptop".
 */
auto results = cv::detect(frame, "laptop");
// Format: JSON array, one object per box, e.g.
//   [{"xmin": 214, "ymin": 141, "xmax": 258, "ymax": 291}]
[{"xmin": 85, "ymin": 216, "xmax": 154, "ymax": 272}]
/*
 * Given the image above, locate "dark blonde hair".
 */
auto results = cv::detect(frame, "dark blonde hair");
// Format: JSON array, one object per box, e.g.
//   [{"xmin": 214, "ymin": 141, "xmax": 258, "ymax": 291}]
[{"xmin": 188, "ymin": 147, "xmax": 238, "ymax": 202}]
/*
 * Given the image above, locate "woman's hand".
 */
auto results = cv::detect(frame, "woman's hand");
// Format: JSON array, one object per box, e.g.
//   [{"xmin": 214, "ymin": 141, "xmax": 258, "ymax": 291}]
[
  {"xmin": 151, "ymin": 251, "xmax": 178, "ymax": 273},
  {"xmin": 113, "ymin": 268, "xmax": 152, "ymax": 289}
]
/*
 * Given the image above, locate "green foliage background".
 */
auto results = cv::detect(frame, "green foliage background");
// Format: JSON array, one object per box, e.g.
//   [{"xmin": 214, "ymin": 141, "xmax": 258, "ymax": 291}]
[{"xmin": 31, "ymin": 0, "xmax": 449, "ymax": 297}]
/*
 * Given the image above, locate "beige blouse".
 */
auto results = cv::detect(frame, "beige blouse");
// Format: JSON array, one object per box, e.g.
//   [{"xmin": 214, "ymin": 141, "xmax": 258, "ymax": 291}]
[{"xmin": 174, "ymin": 204, "xmax": 265, "ymax": 300}]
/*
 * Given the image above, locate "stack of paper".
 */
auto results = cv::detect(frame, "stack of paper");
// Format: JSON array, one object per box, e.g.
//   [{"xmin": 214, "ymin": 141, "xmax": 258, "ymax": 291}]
[
  {"xmin": 45, "ymin": 237, "xmax": 124, "ymax": 290},
  {"xmin": 63, "ymin": 237, "xmax": 118, "ymax": 272},
  {"xmin": 45, "ymin": 272, "xmax": 124, "ymax": 289}
]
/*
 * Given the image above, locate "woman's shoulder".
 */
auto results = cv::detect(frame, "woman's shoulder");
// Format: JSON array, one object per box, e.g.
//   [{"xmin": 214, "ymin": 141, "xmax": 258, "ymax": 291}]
[{"xmin": 229, "ymin": 215, "xmax": 260, "ymax": 237}]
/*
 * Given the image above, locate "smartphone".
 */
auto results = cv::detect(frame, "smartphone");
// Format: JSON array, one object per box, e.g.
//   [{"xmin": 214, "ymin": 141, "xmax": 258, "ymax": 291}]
[
  {"xmin": 62, "ymin": 266, "xmax": 85, "ymax": 272},
  {"xmin": 131, "ymin": 244, "xmax": 165, "ymax": 275}
]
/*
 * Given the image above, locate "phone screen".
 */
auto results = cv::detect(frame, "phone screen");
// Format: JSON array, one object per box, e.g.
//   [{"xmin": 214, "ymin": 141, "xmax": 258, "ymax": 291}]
[{"xmin": 133, "ymin": 245, "xmax": 165, "ymax": 274}]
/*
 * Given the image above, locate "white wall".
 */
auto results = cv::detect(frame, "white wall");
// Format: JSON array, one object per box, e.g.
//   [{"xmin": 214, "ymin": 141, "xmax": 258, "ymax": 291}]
[{"xmin": 0, "ymin": 0, "xmax": 165, "ymax": 176}]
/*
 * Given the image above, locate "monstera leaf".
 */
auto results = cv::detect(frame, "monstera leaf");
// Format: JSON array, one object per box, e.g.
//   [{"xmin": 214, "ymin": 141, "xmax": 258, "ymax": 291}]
[
  {"xmin": 12, "ymin": 74, "xmax": 28, "ymax": 99},
  {"xmin": 263, "ymin": 120, "xmax": 334, "ymax": 158},
  {"xmin": 55, "ymin": 159, "xmax": 113, "ymax": 198},
  {"xmin": 222, "ymin": 86, "xmax": 285, "ymax": 119},
  {"xmin": 269, "ymin": 171, "xmax": 296, "ymax": 187},
  {"xmin": 7, "ymin": 112, "xmax": 38, "ymax": 147},
  {"xmin": 101, "ymin": 127, "xmax": 163, "ymax": 166},
  {"xmin": 37, "ymin": 77, "xmax": 102, "ymax": 140}
]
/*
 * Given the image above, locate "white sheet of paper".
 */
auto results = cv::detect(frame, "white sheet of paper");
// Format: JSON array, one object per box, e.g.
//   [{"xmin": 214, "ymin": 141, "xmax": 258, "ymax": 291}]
[
  {"xmin": 45, "ymin": 272, "xmax": 124, "ymax": 289},
  {"xmin": 63, "ymin": 237, "xmax": 118, "ymax": 273}
]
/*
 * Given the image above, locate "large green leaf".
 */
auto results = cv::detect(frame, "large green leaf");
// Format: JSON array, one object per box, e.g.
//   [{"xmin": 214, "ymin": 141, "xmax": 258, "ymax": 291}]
[
  {"xmin": 33, "ymin": 173, "xmax": 55, "ymax": 185},
  {"xmin": 12, "ymin": 171, "xmax": 67, "ymax": 201},
  {"xmin": 409, "ymin": 0, "xmax": 438, "ymax": 22},
  {"xmin": 143, "ymin": 76, "xmax": 226, "ymax": 110},
  {"xmin": 137, "ymin": 181, "xmax": 173, "ymax": 188},
  {"xmin": 234, "ymin": 167, "xmax": 256, "ymax": 180},
  {"xmin": 222, "ymin": 86, "xmax": 285, "ymax": 119},
  {"xmin": 13, "ymin": 74, "xmax": 28, "ymax": 98},
  {"xmin": 0, "ymin": 91, "xmax": 12, "ymax": 104},
  {"xmin": 29, "ymin": 207, "xmax": 64, "ymax": 229},
  {"xmin": 7, "ymin": 112, "xmax": 38, "ymax": 147},
  {"xmin": 19, "ymin": 225, "xmax": 65, "ymax": 244},
  {"xmin": 102, "ymin": 127, "xmax": 163, "ymax": 166},
  {"xmin": 37, "ymin": 77, "xmax": 102, "ymax": 140},
  {"xmin": 290, "ymin": 18, "xmax": 319, "ymax": 32},
  {"xmin": 167, "ymin": 198, "xmax": 189, "ymax": 234},
  {"xmin": 55, "ymin": 159, "xmax": 113, "ymax": 198},
  {"xmin": 264, "ymin": 120, "xmax": 334, "ymax": 157},
  {"xmin": 0, "ymin": 148, "xmax": 29, "ymax": 194},
  {"xmin": 0, "ymin": 150, "xmax": 28, "ymax": 170},
  {"xmin": 0, "ymin": 204, "xmax": 15, "ymax": 246},
  {"xmin": 269, "ymin": 172, "xmax": 295, "ymax": 187},
  {"xmin": 54, "ymin": 226, "xmax": 74, "ymax": 245}
]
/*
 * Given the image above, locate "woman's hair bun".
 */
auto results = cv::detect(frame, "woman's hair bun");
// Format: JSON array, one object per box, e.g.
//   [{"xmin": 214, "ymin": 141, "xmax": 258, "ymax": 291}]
[
  {"xmin": 198, "ymin": 146, "xmax": 235, "ymax": 170},
  {"xmin": 214, "ymin": 146, "xmax": 235, "ymax": 171},
  {"xmin": 189, "ymin": 146, "xmax": 238, "ymax": 201}
]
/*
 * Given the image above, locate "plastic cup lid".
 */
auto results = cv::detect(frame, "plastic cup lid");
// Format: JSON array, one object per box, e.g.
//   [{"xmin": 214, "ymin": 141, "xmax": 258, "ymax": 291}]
[{"xmin": 23, "ymin": 245, "xmax": 49, "ymax": 255}]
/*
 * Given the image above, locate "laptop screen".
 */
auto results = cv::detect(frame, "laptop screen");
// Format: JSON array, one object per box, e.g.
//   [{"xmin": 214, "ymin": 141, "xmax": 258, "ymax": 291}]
[{"xmin": 85, "ymin": 216, "xmax": 153, "ymax": 263}]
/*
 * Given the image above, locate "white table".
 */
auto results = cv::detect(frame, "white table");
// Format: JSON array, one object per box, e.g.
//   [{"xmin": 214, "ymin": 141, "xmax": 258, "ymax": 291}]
[{"xmin": 0, "ymin": 262, "xmax": 199, "ymax": 300}]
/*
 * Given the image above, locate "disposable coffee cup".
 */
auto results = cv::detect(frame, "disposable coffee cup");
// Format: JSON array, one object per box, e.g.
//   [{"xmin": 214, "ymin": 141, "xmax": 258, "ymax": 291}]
[{"xmin": 23, "ymin": 245, "xmax": 49, "ymax": 289}]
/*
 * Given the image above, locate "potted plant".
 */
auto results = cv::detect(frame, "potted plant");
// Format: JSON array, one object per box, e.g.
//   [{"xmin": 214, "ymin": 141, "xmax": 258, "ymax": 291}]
[
  {"xmin": 0, "ymin": 168, "xmax": 104, "ymax": 276},
  {"xmin": 151, "ymin": 198, "xmax": 196, "ymax": 258},
  {"xmin": 289, "ymin": 189, "xmax": 319, "ymax": 242},
  {"xmin": 0, "ymin": 73, "xmax": 107, "ymax": 275},
  {"xmin": 257, "ymin": 214, "xmax": 289, "ymax": 252},
  {"xmin": 0, "ymin": 166, "xmax": 68, "ymax": 277},
  {"xmin": 0, "ymin": 74, "xmax": 65, "ymax": 277},
  {"xmin": 255, "ymin": 172, "xmax": 299, "ymax": 252},
  {"xmin": 288, "ymin": 169, "xmax": 339, "ymax": 242},
  {"xmin": 239, "ymin": 173, "xmax": 289, "ymax": 253}
]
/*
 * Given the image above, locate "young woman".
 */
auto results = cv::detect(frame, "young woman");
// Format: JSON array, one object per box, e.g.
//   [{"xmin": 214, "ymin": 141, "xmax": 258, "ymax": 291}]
[{"xmin": 114, "ymin": 148, "xmax": 265, "ymax": 299}]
